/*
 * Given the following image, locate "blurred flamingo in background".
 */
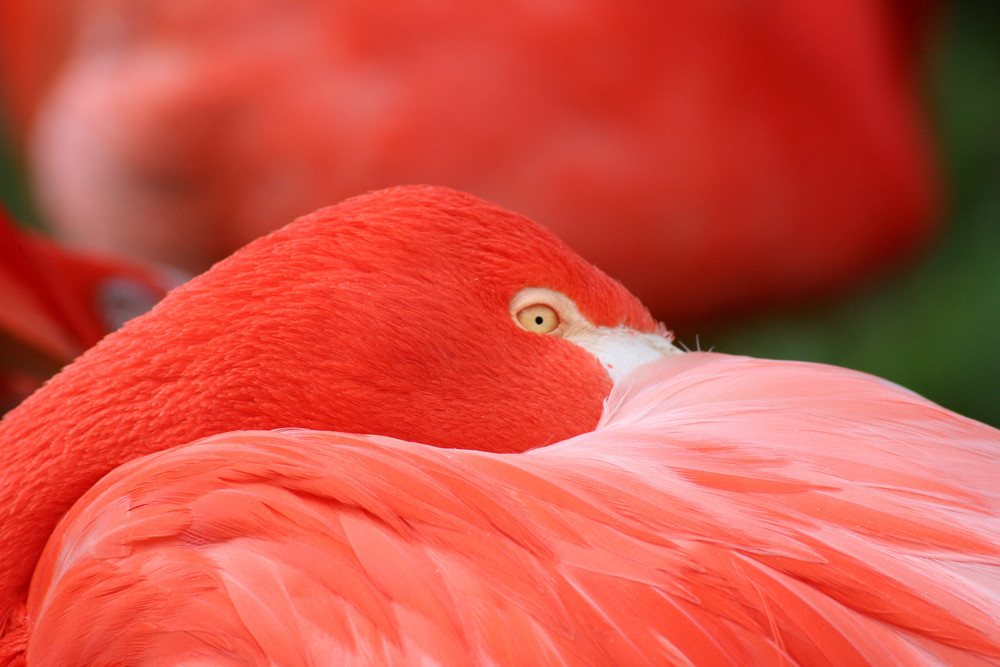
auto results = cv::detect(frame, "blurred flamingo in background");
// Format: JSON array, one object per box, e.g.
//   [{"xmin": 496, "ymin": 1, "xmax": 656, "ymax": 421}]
[
  {"xmin": 1, "ymin": 187, "xmax": 998, "ymax": 665},
  {"xmin": 0, "ymin": 0, "xmax": 941, "ymax": 325},
  {"xmin": 0, "ymin": 204, "xmax": 178, "ymax": 412}
]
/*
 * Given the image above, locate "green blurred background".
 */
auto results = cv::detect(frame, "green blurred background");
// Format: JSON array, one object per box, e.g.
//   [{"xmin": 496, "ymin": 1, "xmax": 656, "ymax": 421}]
[
  {"xmin": 1, "ymin": 1, "xmax": 997, "ymax": 426},
  {"xmin": 693, "ymin": 0, "xmax": 1000, "ymax": 428}
]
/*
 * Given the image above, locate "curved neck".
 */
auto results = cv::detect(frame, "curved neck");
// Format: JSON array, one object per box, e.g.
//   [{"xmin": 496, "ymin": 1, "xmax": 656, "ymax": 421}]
[{"xmin": 0, "ymin": 342, "xmax": 250, "ymax": 639}]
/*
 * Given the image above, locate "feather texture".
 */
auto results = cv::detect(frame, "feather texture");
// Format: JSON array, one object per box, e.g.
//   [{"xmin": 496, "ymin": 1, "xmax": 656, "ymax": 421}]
[
  {"xmin": 0, "ymin": 186, "xmax": 666, "ymax": 663},
  {"xmin": 27, "ymin": 353, "xmax": 1000, "ymax": 665}
]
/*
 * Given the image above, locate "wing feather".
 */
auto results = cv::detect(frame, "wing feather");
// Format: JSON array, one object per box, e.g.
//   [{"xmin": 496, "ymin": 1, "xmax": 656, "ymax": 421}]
[{"xmin": 26, "ymin": 353, "xmax": 1000, "ymax": 665}]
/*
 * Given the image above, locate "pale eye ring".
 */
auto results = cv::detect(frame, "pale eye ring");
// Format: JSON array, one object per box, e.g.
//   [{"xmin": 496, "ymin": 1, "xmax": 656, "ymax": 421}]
[{"xmin": 516, "ymin": 303, "xmax": 560, "ymax": 334}]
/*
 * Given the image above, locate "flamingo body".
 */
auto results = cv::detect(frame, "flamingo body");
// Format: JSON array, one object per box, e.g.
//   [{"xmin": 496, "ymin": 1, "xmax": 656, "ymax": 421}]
[
  {"xmin": 0, "ymin": 186, "xmax": 996, "ymax": 664},
  {"xmin": 28, "ymin": 353, "xmax": 1000, "ymax": 665}
]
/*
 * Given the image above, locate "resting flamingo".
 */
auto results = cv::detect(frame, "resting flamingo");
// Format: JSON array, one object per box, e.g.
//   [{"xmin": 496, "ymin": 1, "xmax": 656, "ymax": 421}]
[{"xmin": 1, "ymin": 186, "xmax": 998, "ymax": 664}]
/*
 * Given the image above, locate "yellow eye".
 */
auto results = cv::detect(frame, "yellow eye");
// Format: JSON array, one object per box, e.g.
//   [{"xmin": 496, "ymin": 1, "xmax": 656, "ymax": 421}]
[{"xmin": 516, "ymin": 304, "xmax": 560, "ymax": 334}]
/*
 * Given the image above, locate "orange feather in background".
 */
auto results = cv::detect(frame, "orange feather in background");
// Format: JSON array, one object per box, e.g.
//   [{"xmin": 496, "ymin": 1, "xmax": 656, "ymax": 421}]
[
  {"xmin": 1, "ymin": 187, "xmax": 998, "ymax": 665},
  {"xmin": 0, "ymin": 0, "xmax": 940, "ymax": 324},
  {"xmin": 0, "ymin": 205, "xmax": 178, "ymax": 412}
]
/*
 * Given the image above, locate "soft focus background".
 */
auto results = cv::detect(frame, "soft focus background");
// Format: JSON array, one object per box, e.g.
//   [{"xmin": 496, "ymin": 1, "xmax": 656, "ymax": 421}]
[
  {"xmin": 705, "ymin": 0, "xmax": 999, "ymax": 428},
  {"xmin": 0, "ymin": 0, "xmax": 997, "ymax": 426}
]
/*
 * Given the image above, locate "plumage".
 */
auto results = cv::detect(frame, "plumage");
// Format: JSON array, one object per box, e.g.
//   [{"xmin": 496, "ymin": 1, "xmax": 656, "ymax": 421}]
[
  {"xmin": 1, "ymin": 185, "xmax": 997, "ymax": 665},
  {"xmin": 25, "ymin": 354, "xmax": 1000, "ymax": 665},
  {"xmin": 0, "ymin": 186, "xmax": 674, "ymax": 663}
]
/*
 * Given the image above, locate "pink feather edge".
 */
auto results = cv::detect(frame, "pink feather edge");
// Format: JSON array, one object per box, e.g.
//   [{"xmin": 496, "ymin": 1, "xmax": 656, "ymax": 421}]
[{"xmin": 26, "ymin": 353, "xmax": 1000, "ymax": 665}]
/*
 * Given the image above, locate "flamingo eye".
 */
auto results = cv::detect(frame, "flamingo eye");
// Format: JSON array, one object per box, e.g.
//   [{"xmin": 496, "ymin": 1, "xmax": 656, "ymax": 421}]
[{"xmin": 516, "ymin": 304, "xmax": 560, "ymax": 334}]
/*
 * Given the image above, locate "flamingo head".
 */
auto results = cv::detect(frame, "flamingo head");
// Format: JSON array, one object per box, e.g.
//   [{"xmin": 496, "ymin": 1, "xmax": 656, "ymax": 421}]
[
  {"xmin": 93, "ymin": 184, "xmax": 678, "ymax": 452},
  {"xmin": 2, "ymin": 184, "xmax": 684, "ymax": 462}
]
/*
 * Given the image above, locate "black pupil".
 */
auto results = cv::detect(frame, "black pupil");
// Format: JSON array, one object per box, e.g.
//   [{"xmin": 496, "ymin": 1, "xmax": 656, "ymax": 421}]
[{"xmin": 535, "ymin": 315, "xmax": 544, "ymax": 325}]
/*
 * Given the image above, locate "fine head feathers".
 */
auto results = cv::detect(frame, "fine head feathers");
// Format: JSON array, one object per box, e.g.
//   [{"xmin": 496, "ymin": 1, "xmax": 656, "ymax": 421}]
[{"xmin": 15, "ymin": 185, "xmax": 661, "ymax": 454}]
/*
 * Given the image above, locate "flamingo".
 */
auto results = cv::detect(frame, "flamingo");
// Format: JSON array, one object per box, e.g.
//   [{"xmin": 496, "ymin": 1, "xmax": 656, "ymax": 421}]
[
  {"xmin": 1, "ymin": 186, "xmax": 998, "ymax": 664},
  {"xmin": 0, "ymin": 0, "xmax": 939, "ymax": 323},
  {"xmin": 0, "ymin": 185, "xmax": 677, "ymax": 663}
]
